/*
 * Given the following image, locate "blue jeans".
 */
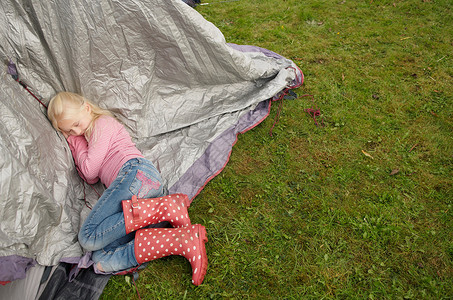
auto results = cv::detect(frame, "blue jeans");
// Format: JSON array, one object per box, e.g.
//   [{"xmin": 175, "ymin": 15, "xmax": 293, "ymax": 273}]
[{"xmin": 78, "ymin": 158, "xmax": 165, "ymax": 271}]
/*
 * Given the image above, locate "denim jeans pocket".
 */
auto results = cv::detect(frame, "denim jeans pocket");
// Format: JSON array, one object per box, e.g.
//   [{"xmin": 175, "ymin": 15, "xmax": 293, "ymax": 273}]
[{"xmin": 128, "ymin": 163, "xmax": 163, "ymax": 198}]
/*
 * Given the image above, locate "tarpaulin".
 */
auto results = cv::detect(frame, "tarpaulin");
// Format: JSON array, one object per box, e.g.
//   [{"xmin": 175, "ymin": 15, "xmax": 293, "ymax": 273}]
[{"xmin": 0, "ymin": 0, "xmax": 303, "ymax": 284}]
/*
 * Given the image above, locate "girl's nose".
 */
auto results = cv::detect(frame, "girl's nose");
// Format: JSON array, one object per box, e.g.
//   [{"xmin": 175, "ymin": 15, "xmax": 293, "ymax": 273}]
[{"xmin": 73, "ymin": 128, "xmax": 82, "ymax": 135}]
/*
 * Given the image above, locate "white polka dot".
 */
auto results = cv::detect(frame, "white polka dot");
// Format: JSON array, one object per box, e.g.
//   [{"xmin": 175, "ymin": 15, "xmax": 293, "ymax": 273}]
[{"xmin": 194, "ymin": 268, "xmax": 198, "ymax": 274}]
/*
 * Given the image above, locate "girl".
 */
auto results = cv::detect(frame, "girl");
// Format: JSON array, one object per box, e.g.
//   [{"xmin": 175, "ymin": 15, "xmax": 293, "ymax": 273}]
[{"xmin": 47, "ymin": 92, "xmax": 208, "ymax": 285}]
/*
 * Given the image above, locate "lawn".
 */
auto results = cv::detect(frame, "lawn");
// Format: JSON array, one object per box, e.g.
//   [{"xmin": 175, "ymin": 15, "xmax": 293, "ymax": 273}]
[{"xmin": 101, "ymin": 0, "xmax": 452, "ymax": 298}]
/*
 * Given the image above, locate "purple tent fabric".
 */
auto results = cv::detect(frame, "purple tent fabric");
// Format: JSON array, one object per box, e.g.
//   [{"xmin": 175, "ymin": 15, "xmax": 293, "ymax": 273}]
[{"xmin": 0, "ymin": 256, "xmax": 36, "ymax": 282}]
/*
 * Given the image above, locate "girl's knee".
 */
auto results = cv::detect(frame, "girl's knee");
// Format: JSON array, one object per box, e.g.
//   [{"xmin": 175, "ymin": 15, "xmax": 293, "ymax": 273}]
[{"xmin": 78, "ymin": 230, "xmax": 98, "ymax": 251}]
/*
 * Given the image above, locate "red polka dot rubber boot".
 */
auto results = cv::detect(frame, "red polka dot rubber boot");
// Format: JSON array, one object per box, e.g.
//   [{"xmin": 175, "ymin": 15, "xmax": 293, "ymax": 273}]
[
  {"xmin": 122, "ymin": 193, "xmax": 191, "ymax": 234},
  {"xmin": 134, "ymin": 224, "xmax": 208, "ymax": 286}
]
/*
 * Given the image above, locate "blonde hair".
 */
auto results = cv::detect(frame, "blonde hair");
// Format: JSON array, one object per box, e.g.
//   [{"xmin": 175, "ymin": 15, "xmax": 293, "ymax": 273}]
[{"xmin": 47, "ymin": 92, "xmax": 113, "ymax": 138}]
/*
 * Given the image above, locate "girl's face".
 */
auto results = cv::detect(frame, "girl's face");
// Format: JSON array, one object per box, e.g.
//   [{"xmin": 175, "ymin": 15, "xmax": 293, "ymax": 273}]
[{"xmin": 57, "ymin": 103, "xmax": 93, "ymax": 137}]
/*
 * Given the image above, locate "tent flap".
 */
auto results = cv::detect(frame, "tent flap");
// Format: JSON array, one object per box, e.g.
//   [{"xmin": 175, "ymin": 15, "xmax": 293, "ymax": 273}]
[{"xmin": 0, "ymin": 0, "xmax": 303, "ymax": 283}]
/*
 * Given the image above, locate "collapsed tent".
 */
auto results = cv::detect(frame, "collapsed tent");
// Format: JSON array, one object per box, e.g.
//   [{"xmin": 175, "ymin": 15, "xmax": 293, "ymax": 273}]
[{"xmin": 0, "ymin": 0, "xmax": 303, "ymax": 298}]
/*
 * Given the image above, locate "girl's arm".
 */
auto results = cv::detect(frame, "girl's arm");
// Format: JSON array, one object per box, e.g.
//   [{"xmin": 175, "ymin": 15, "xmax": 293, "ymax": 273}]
[
  {"xmin": 66, "ymin": 117, "xmax": 115, "ymax": 184},
  {"xmin": 67, "ymin": 135, "xmax": 100, "ymax": 184}
]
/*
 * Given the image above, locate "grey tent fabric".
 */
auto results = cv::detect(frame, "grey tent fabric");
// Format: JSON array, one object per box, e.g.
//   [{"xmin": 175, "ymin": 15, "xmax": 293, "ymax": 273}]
[
  {"xmin": 0, "ymin": 0, "xmax": 303, "ymax": 285},
  {"xmin": 0, "ymin": 264, "xmax": 45, "ymax": 299},
  {"xmin": 37, "ymin": 263, "xmax": 111, "ymax": 300}
]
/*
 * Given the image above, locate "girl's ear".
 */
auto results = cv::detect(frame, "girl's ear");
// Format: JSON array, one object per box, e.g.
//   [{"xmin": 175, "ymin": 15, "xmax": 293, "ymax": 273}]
[{"xmin": 85, "ymin": 103, "xmax": 92, "ymax": 114}]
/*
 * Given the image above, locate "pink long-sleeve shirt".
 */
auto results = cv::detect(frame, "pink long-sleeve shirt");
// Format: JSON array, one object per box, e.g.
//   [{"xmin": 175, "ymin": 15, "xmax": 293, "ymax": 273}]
[{"xmin": 67, "ymin": 115, "xmax": 143, "ymax": 188}]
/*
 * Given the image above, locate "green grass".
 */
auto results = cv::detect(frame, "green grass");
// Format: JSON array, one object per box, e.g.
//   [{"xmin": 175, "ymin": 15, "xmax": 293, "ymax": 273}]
[{"xmin": 101, "ymin": 0, "xmax": 452, "ymax": 298}]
